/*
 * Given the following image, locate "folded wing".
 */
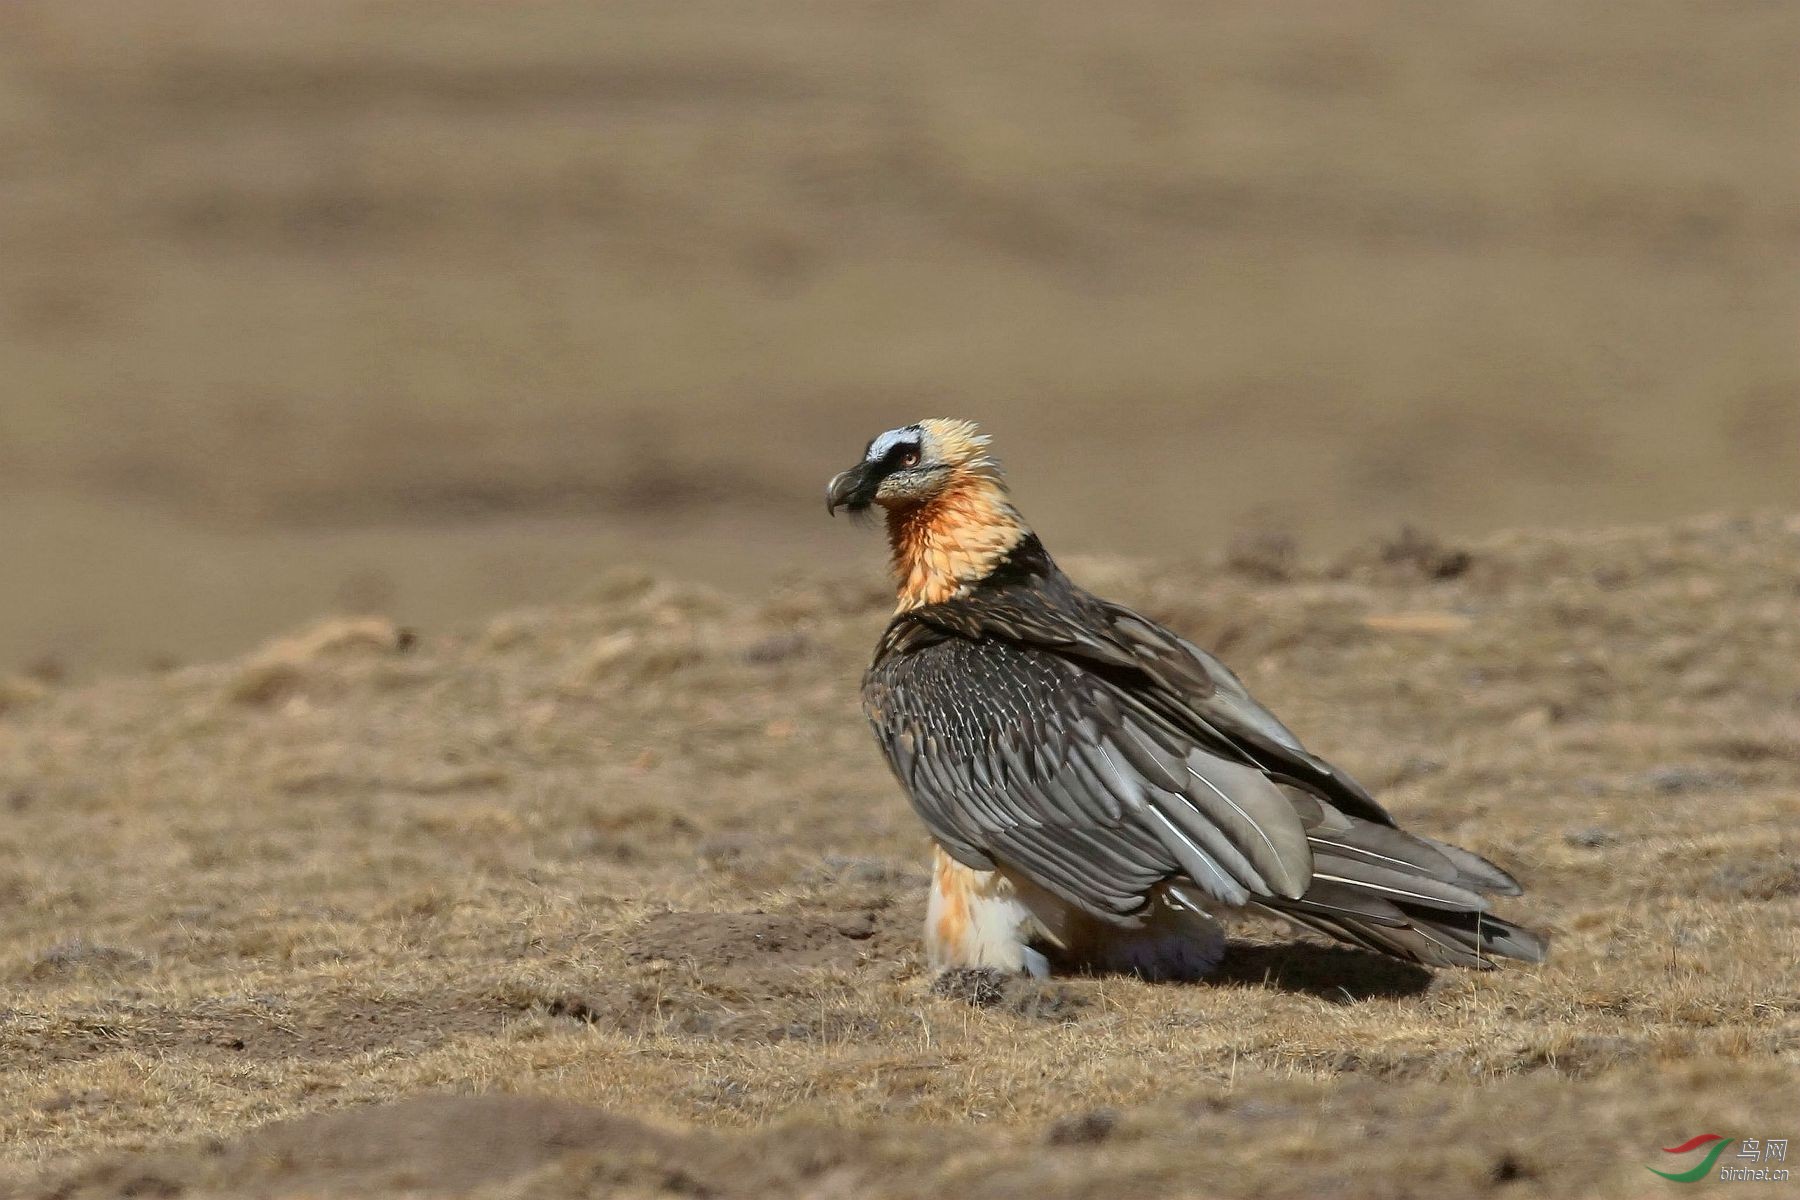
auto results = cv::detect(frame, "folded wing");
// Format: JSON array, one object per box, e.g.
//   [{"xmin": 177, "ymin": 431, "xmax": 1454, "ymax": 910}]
[
  {"xmin": 865, "ymin": 629, "xmax": 1314, "ymax": 920},
  {"xmin": 865, "ymin": 571, "xmax": 1546, "ymax": 968}
]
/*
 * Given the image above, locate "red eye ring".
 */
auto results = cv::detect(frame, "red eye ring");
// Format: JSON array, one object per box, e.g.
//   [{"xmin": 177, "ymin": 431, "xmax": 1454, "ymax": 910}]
[{"xmin": 899, "ymin": 450, "xmax": 920, "ymax": 468}]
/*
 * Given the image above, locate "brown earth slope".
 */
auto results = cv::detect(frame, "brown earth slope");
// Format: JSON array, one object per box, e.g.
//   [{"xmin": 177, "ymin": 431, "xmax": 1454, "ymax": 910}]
[{"xmin": 2, "ymin": 514, "xmax": 1797, "ymax": 1198}]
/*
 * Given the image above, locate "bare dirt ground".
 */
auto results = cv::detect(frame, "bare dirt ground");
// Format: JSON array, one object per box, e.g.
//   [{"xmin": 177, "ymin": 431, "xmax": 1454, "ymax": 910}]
[
  {"xmin": 2, "ymin": 513, "xmax": 1796, "ymax": 1198},
  {"xmin": 1, "ymin": 0, "xmax": 1797, "ymax": 678}
]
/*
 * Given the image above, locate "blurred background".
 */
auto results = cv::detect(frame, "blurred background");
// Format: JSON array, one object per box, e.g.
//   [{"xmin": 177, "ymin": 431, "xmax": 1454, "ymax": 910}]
[{"xmin": 1, "ymin": 0, "xmax": 1794, "ymax": 679}]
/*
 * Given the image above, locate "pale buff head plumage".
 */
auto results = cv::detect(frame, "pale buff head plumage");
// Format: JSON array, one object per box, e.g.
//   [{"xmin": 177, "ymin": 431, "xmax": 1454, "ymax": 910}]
[{"xmin": 826, "ymin": 419, "xmax": 1027, "ymax": 610}]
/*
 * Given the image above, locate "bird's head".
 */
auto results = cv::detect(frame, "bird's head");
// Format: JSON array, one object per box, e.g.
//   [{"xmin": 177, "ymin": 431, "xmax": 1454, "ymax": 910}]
[{"xmin": 825, "ymin": 418, "xmax": 1000, "ymax": 517}]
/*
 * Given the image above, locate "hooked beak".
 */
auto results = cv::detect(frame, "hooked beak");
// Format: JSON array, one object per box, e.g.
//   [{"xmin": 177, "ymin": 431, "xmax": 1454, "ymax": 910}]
[{"xmin": 825, "ymin": 461, "xmax": 880, "ymax": 516}]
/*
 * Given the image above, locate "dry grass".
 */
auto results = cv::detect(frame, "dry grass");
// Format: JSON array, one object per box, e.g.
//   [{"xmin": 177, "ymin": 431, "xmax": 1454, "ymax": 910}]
[
  {"xmin": 2, "ymin": 514, "xmax": 1796, "ymax": 1197},
  {"xmin": 1, "ymin": 0, "xmax": 1797, "ymax": 676}
]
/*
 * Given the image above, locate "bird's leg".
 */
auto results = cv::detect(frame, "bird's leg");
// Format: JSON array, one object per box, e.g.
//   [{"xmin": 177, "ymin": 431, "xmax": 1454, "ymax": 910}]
[{"xmin": 926, "ymin": 846, "xmax": 1050, "ymax": 978}]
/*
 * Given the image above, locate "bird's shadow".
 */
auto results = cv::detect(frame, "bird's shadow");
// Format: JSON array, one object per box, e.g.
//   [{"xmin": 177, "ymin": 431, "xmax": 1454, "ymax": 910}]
[{"xmin": 1209, "ymin": 940, "xmax": 1433, "ymax": 1002}]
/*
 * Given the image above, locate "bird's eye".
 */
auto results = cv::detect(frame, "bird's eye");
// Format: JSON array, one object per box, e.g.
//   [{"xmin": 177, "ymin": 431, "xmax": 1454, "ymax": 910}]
[{"xmin": 898, "ymin": 449, "xmax": 920, "ymax": 468}]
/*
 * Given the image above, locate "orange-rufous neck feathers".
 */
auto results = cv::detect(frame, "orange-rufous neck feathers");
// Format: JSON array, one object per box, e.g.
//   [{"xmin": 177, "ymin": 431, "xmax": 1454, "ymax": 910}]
[{"xmin": 886, "ymin": 469, "xmax": 1026, "ymax": 610}]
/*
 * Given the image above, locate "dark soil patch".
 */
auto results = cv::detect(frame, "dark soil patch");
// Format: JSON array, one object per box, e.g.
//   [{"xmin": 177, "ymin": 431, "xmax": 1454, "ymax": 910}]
[
  {"xmin": 623, "ymin": 910, "xmax": 885, "ymax": 972},
  {"xmin": 515, "ymin": 908, "xmax": 914, "ymax": 1044},
  {"xmin": 4, "ymin": 993, "xmax": 509, "ymax": 1067},
  {"xmin": 529, "ymin": 981, "xmax": 887, "ymax": 1044}
]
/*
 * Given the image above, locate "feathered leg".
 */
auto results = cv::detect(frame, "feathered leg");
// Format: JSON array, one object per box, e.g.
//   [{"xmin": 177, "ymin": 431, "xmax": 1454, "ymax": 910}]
[
  {"xmin": 929, "ymin": 848, "xmax": 1225, "ymax": 981},
  {"xmin": 927, "ymin": 846, "xmax": 1050, "ymax": 977}
]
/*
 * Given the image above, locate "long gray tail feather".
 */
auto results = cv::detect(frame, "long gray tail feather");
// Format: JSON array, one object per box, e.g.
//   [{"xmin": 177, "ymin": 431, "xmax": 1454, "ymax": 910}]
[
  {"xmin": 1259, "ymin": 797, "xmax": 1549, "ymax": 969},
  {"xmin": 1256, "ymin": 898, "xmax": 1548, "ymax": 969}
]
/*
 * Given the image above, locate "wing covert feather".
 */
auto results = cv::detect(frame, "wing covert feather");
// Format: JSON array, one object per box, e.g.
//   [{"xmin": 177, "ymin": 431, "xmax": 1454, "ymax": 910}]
[{"xmin": 863, "ymin": 633, "xmax": 1314, "ymax": 920}]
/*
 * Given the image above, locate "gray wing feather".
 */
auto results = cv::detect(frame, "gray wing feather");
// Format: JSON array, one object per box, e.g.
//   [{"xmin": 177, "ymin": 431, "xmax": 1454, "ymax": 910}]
[
  {"xmin": 1096, "ymin": 605, "xmax": 1395, "ymax": 828},
  {"xmin": 864, "ymin": 635, "xmax": 1313, "ymax": 922}
]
